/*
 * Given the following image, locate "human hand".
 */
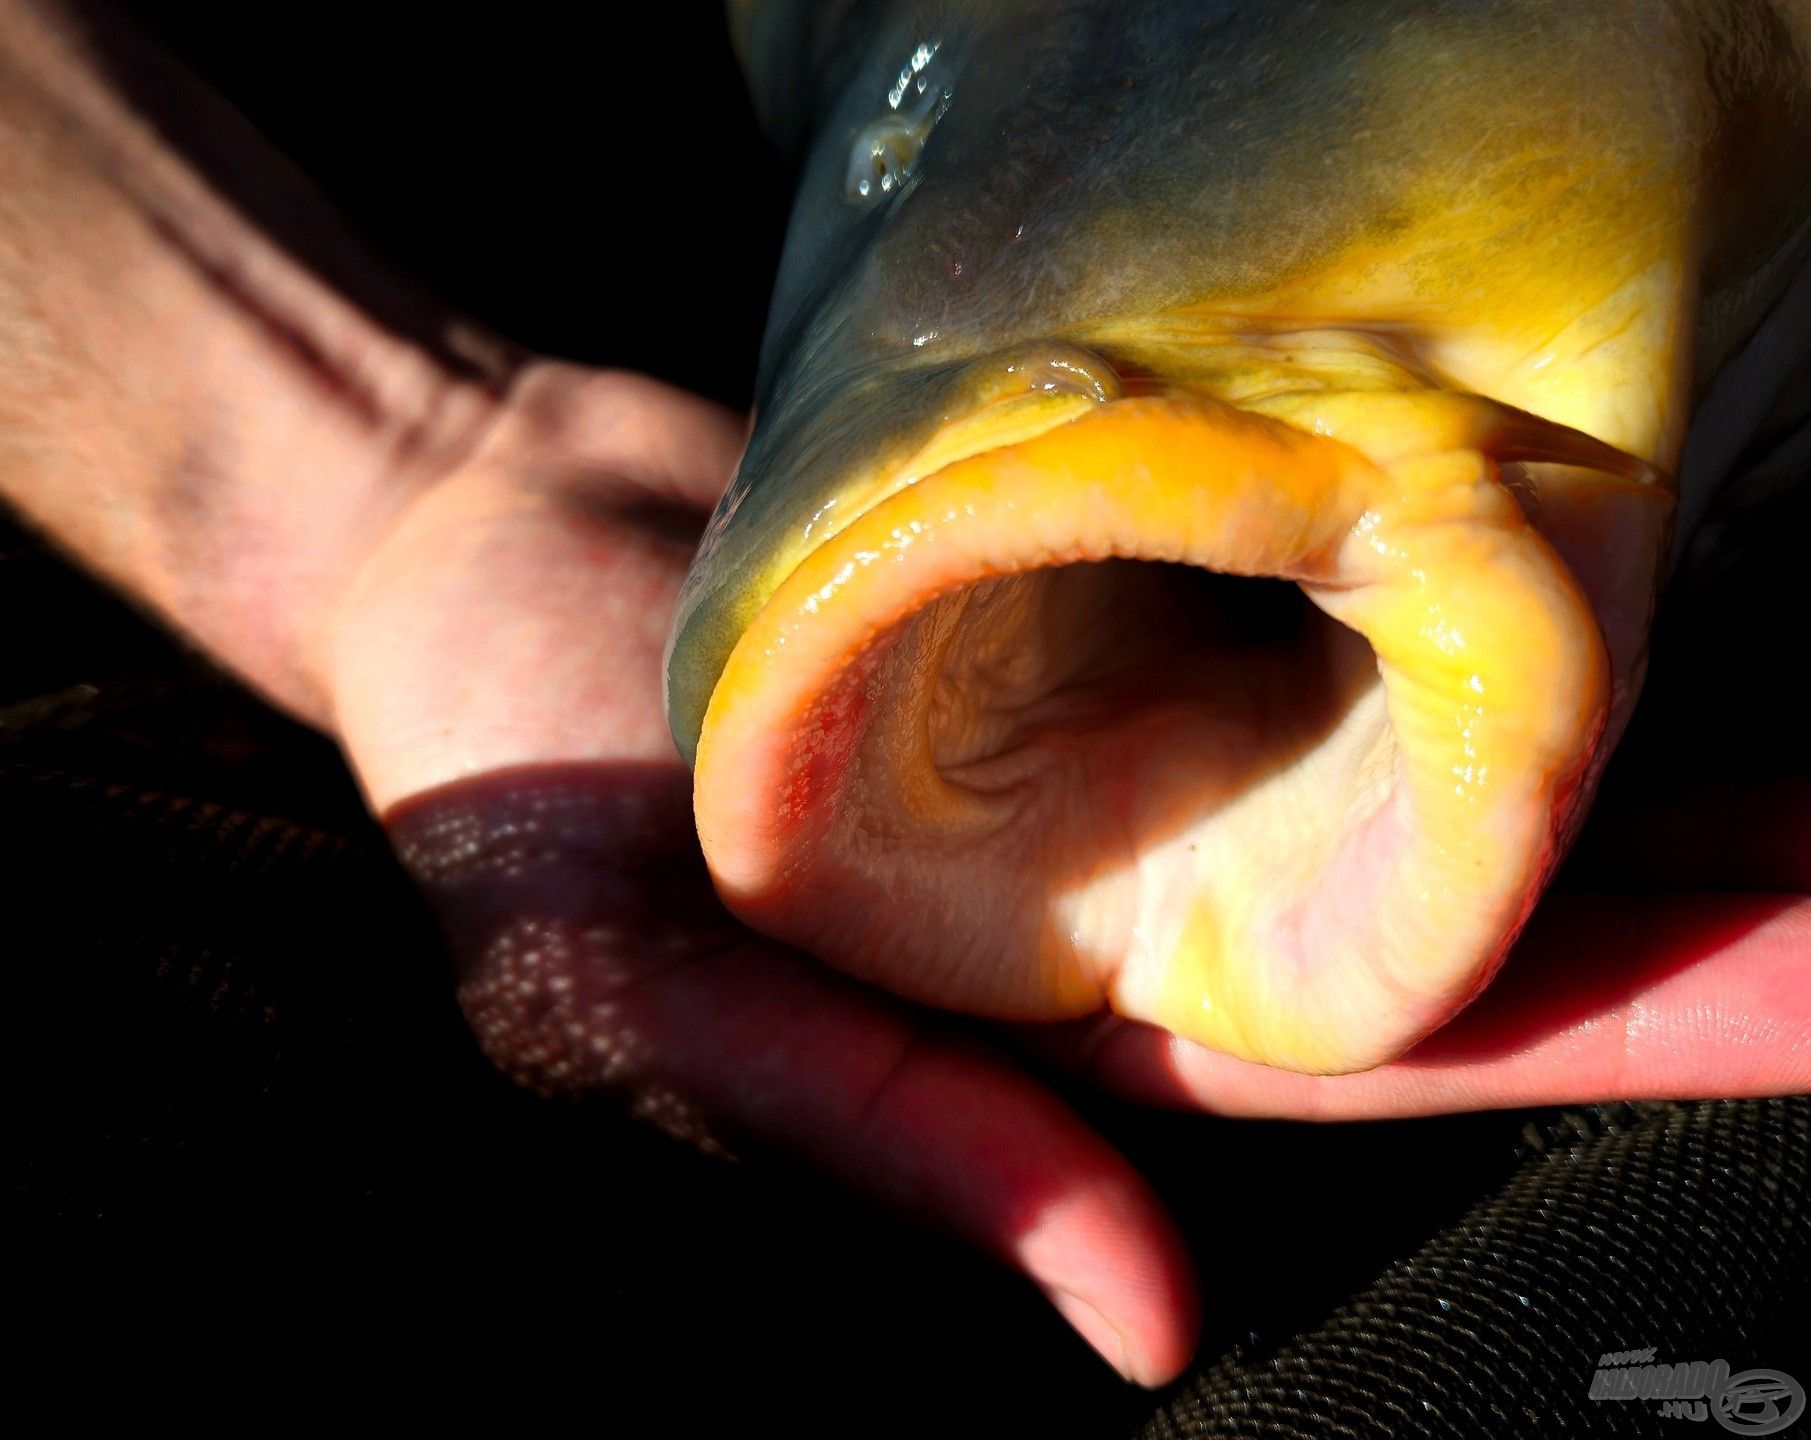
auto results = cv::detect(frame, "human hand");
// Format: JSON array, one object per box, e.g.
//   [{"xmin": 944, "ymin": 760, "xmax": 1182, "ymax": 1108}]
[
  {"xmin": 342, "ymin": 367, "xmax": 1810, "ymax": 1393},
  {"xmin": 0, "ymin": 6, "xmax": 1196, "ymax": 1381},
  {"xmin": 326, "ymin": 362, "xmax": 1200, "ymax": 1386}
]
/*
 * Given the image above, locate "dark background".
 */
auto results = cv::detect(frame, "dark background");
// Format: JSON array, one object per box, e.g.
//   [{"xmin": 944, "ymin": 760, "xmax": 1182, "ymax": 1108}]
[
  {"xmin": 10, "ymin": 4, "xmax": 1809, "ymax": 1434},
  {"xmin": 119, "ymin": 1, "xmax": 791, "ymax": 407}
]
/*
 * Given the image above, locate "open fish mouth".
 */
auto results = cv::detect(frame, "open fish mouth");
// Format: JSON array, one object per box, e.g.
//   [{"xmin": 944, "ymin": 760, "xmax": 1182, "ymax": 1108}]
[
  {"xmin": 674, "ymin": 333, "xmax": 1667, "ymax": 1074},
  {"xmin": 668, "ymin": 0, "xmax": 1811, "ymax": 1076}
]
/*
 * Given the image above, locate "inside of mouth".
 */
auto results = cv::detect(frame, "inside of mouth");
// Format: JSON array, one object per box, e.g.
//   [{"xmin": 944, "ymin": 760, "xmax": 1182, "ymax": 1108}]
[
  {"xmin": 828, "ymin": 556, "xmax": 1406, "ymax": 1025},
  {"xmin": 897, "ymin": 561, "xmax": 1381, "ymax": 797}
]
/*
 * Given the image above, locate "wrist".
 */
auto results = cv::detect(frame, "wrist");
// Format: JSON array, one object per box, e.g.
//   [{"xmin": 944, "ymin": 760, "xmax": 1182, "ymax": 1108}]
[{"xmin": 0, "ymin": 0, "xmax": 522, "ymax": 723}]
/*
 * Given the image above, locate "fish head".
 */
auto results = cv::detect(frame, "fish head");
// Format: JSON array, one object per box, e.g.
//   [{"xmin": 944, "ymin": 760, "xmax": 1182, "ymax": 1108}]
[{"xmin": 670, "ymin": 0, "xmax": 1809, "ymax": 1073}]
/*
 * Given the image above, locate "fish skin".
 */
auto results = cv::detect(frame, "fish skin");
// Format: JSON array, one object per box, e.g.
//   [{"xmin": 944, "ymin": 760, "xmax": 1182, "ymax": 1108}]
[
  {"xmin": 667, "ymin": 0, "xmax": 1811, "ymax": 1070},
  {"xmin": 675, "ymin": 0, "xmax": 1811, "ymax": 748}
]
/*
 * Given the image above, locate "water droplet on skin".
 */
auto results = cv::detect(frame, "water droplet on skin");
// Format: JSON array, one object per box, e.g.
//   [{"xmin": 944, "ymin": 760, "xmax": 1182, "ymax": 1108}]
[{"xmin": 845, "ymin": 38, "xmax": 951, "ymax": 205}]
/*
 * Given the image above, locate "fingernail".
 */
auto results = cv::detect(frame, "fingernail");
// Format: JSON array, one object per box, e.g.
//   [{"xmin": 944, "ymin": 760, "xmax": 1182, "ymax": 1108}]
[{"xmin": 1049, "ymin": 1289, "xmax": 1141, "ymax": 1384}]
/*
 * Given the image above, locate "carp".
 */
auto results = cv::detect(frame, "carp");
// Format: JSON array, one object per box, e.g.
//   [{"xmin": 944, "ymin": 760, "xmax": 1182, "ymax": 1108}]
[{"xmin": 666, "ymin": 0, "xmax": 1811, "ymax": 1073}]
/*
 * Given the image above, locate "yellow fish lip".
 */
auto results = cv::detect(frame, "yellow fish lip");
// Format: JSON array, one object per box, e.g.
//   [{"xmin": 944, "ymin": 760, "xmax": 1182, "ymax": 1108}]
[
  {"xmin": 664, "ymin": 342, "xmax": 1128, "ymax": 762},
  {"xmin": 692, "ymin": 375, "xmax": 1653, "ymax": 1074}
]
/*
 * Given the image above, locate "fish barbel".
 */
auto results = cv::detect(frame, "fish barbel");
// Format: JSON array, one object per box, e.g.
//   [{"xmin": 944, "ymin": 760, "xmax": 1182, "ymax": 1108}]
[{"xmin": 666, "ymin": 0, "xmax": 1811, "ymax": 1073}]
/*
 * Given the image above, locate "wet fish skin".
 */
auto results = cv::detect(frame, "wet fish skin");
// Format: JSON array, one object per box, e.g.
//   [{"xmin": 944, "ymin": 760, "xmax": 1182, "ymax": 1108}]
[
  {"xmin": 668, "ymin": 1, "xmax": 1811, "ymax": 1072},
  {"xmin": 683, "ymin": 0, "xmax": 1809, "ymax": 721}
]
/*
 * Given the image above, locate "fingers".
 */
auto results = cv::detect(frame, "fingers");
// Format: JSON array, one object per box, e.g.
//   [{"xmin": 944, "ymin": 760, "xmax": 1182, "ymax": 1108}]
[
  {"xmin": 1038, "ymin": 891, "xmax": 1811, "ymax": 1120},
  {"xmin": 388, "ymin": 766, "xmax": 1199, "ymax": 1385}
]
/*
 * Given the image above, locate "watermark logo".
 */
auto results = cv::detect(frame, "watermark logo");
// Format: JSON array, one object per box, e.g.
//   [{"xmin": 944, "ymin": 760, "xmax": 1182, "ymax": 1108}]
[{"xmin": 1589, "ymin": 1348, "xmax": 1806, "ymax": 1434}]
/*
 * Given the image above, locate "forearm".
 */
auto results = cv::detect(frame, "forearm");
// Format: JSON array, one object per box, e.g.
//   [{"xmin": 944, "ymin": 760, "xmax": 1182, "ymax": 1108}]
[{"xmin": 0, "ymin": 0, "xmax": 516, "ymax": 721}]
